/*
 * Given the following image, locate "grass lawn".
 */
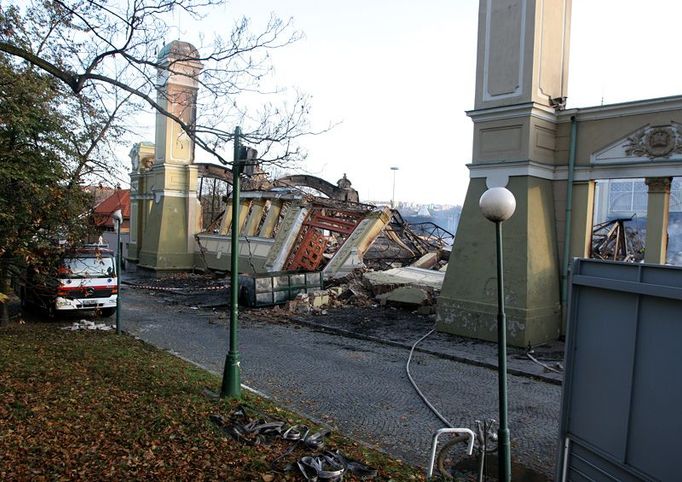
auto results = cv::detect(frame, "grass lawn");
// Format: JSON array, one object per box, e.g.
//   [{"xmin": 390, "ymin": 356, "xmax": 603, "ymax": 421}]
[{"xmin": 0, "ymin": 322, "xmax": 424, "ymax": 481}]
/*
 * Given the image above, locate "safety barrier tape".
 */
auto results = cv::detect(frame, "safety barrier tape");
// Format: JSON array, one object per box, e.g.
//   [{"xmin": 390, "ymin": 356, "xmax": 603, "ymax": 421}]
[{"xmin": 125, "ymin": 282, "xmax": 228, "ymax": 292}]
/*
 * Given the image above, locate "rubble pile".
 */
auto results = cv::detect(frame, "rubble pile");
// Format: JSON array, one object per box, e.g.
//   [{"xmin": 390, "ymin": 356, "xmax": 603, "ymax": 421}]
[
  {"xmin": 285, "ymin": 284, "xmax": 374, "ymax": 315},
  {"xmin": 591, "ymin": 218, "xmax": 645, "ymax": 262},
  {"xmin": 284, "ymin": 265, "xmax": 443, "ymax": 315}
]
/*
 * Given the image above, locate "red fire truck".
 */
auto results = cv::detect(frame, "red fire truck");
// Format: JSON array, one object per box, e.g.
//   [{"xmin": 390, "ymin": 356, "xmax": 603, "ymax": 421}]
[{"xmin": 19, "ymin": 244, "xmax": 118, "ymax": 317}]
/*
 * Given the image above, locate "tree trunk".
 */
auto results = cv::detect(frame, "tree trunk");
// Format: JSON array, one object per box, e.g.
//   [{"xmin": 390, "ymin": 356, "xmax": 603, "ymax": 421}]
[{"xmin": 0, "ymin": 260, "xmax": 9, "ymax": 326}]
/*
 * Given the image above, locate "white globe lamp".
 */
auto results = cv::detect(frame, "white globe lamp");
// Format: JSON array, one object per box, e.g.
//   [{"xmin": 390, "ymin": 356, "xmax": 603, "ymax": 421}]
[{"xmin": 479, "ymin": 187, "xmax": 516, "ymax": 223}]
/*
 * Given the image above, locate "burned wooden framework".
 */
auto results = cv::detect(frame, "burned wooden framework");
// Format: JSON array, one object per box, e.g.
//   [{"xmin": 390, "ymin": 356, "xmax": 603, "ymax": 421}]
[
  {"xmin": 590, "ymin": 217, "xmax": 645, "ymax": 263},
  {"xmin": 284, "ymin": 203, "xmax": 370, "ymax": 272}
]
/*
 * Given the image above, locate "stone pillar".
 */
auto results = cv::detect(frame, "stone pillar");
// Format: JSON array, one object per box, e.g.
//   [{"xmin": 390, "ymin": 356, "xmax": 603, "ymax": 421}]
[
  {"xmin": 244, "ymin": 199, "xmax": 266, "ymax": 236},
  {"xmin": 137, "ymin": 41, "xmax": 203, "ymax": 270},
  {"xmin": 569, "ymin": 181, "xmax": 596, "ymax": 259},
  {"xmin": 473, "ymin": 0, "xmax": 571, "ymax": 110},
  {"xmin": 437, "ymin": 0, "xmax": 572, "ymax": 347},
  {"xmin": 127, "ymin": 142, "xmax": 155, "ymax": 263},
  {"xmin": 644, "ymin": 177, "xmax": 672, "ymax": 264},
  {"xmin": 259, "ymin": 200, "xmax": 282, "ymax": 238}
]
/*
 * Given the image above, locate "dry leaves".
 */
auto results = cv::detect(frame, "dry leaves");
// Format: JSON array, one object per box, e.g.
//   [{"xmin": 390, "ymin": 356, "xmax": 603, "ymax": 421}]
[{"xmin": 0, "ymin": 323, "xmax": 424, "ymax": 481}]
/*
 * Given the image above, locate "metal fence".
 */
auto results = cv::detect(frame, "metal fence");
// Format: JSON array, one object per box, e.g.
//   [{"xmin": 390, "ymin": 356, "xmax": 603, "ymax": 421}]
[{"xmin": 558, "ymin": 259, "xmax": 682, "ymax": 481}]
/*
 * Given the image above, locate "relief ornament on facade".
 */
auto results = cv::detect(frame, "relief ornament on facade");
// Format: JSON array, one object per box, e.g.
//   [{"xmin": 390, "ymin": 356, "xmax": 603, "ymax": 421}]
[{"xmin": 624, "ymin": 124, "xmax": 682, "ymax": 158}]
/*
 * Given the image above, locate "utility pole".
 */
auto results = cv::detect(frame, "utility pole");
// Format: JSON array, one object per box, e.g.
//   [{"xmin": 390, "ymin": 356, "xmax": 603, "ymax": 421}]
[{"xmin": 390, "ymin": 166, "xmax": 399, "ymax": 208}]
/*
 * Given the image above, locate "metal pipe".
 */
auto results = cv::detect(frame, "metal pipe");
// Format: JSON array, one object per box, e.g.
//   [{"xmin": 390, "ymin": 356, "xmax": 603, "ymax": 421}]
[
  {"xmin": 221, "ymin": 126, "xmax": 242, "ymax": 399},
  {"xmin": 561, "ymin": 116, "xmax": 578, "ymax": 325},
  {"xmin": 560, "ymin": 437, "xmax": 571, "ymax": 482},
  {"xmin": 426, "ymin": 427, "xmax": 475, "ymax": 479},
  {"xmin": 496, "ymin": 221, "xmax": 511, "ymax": 482}
]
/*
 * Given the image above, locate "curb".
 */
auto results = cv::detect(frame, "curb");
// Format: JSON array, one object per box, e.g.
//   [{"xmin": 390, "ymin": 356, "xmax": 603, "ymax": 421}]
[{"xmin": 289, "ymin": 317, "xmax": 563, "ymax": 386}]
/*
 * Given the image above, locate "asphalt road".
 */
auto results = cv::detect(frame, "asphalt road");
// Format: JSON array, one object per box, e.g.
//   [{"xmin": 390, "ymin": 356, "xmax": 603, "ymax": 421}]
[{"xmin": 121, "ymin": 285, "xmax": 562, "ymax": 478}]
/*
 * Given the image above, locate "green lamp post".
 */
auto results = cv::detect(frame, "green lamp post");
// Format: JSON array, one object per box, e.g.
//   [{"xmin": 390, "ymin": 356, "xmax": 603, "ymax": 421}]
[
  {"xmin": 221, "ymin": 126, "xmax": 244, "ymax": 399},
  {"xmin": 479, "ymin": 186, "xmax": 516, "ymax": 482}
]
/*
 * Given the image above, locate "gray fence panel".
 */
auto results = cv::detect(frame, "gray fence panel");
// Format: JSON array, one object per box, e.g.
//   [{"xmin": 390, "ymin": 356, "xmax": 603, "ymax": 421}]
[
  {"xmin": 558, "ymin": 259, "xmax": 682, "ymax": 482},
  {"xmin": 626, "ymin": 296, "xmax": 682, "ymax": 478}
]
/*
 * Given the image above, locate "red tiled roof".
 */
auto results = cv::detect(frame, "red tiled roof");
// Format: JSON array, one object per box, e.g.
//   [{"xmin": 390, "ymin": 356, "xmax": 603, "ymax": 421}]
[
  {"xmin": 93, "ymin": 189, "xmax": 130, "ymax": 229},
  {"xmin": 84, "ymin": 185, "xmax": 116, "ymax": 206}
]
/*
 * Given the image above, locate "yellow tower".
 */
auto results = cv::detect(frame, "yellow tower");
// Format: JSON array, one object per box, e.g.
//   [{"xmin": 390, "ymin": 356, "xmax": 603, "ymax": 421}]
[{"xmin": 136, "ymin": 41, "xmax": 203, "ymax": 270}]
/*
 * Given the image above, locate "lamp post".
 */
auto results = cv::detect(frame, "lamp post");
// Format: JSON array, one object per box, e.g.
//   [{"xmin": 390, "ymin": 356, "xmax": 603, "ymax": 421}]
[
  {"xmin": 112, "ymin": 208, "xmax": 123, "ymax": 335},
  {"xmin": 390, "ymin": 166, "xmax": 399, "ymax": 208},
  {"xmin": 221, "ymin": 126, "xmax": 243, "ymax": 399},
  {"xmin": 479, "ymin": 186, "xmax": 516, "ymax": 482}
]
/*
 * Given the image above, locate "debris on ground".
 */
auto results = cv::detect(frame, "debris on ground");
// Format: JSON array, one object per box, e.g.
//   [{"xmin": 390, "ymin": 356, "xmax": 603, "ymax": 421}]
[
  {"xmin": 126, "ymin": 243, "xmax": 446, "ymax": 315},
  {"xmin": 61, "ymin": 320, "xmax": 113, "ymax": 331},
  {"xmin": 210, "ymin": 406, "xmax": 378, "ymax": 480},
  {"xmin": 376, "ymin": 286, "xmax": 434, "ymax": 309},
  {"xmin": 285, "ymin": 291, "xmax": 335, "ymax": 314},
  {"xmin": 279, "ymin": 266, "xmax": 442, "ymax": 315},
  {"xmin": 410, "ymin": 252, "xmax": 440, "ymax": 270},
  {"xmin": 362, "ymin": 267, "xmax": 445, "ymax": 292}
]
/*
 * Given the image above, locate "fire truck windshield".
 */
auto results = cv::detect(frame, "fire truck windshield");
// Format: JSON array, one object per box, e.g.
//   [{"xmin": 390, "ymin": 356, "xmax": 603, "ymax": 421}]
[{"xmin": 61, "ymin": 256, "xmax": 115, "ymax": 279}]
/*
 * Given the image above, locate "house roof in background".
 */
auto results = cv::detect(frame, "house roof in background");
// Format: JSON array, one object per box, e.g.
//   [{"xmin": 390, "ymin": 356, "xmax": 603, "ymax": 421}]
[
  {"xmin": 84, "ymin": 185, "xmax": 116, "ymax": 206},
  {"xmin": 93, "ymin": 189, "xmax": 130, "ymax": 228}
]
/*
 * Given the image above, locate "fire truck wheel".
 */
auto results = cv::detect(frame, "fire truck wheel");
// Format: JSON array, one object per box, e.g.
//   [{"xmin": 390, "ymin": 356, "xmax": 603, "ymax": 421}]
[{"xmin": 100, "ymin": 307, "xmax": 116, "ymax": 318}]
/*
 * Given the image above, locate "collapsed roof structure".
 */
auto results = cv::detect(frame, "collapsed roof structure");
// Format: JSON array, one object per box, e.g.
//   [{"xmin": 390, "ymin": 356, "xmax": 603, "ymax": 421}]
[{"xmin": 193, "ymin": 168, "xmax": 452, "ymax": 280}]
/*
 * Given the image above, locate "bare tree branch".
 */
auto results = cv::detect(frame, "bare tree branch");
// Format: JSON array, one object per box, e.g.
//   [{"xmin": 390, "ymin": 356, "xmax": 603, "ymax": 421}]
[{"xmin": 0, "ymin": 0, "xmax": 326, "ymax": 178}]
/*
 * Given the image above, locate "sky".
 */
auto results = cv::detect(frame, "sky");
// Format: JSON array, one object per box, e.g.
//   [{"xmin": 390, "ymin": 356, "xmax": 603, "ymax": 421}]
[{"xmin": 149, "ymin": 0, "xmax": 682, "ymax": 206}]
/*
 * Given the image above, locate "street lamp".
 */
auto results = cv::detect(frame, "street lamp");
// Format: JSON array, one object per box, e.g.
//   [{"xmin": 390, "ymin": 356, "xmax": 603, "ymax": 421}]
[
  {"xmin": 479, "ymin": 186, "xmax": 516, "ymax": 482},
  {"xmin": 221, "ymin": 126, "xmax": 244, "ymax": 399},
  {"xmin": 112, "ymin": 208, "xmax": 123, "ymax": 335},
  {"xmin": 390, "ymin": 166, "xmax": 399, "ymax": 208}
]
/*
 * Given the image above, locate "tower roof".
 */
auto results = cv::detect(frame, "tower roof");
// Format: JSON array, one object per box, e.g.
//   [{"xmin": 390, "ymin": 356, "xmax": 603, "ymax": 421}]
[{"xmin": 158, "ymin": 40, "xmax": 200, "ymax": 60}]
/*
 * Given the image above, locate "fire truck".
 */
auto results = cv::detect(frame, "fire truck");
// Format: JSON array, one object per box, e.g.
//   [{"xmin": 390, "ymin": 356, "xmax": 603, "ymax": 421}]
[{"xmin": 19, "ymin": 244, "xmax": 118, "ymax": 317}]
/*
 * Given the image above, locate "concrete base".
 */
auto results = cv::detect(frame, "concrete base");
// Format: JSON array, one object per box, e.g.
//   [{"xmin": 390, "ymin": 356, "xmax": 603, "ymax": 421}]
[
  {"xmin": 436, "ymin": 176, "xmax": 562, "ymax": 347},
  {"xmin": 436, "ymin": 297, "xmax": 560, "ymax": 348},
  {"xmin": 137, "ymin": 249, "xmax": 195, "ymax": 271}
]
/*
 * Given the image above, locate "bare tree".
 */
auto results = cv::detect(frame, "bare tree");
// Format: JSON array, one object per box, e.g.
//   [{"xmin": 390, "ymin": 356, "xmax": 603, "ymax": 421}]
[
  {"xmin": 64, "ymin": 85, "xmax": 139, "ymax": 187},
  {"xmin": 0, "ymin": 0, "xmax": 319, "ymax": 175}
]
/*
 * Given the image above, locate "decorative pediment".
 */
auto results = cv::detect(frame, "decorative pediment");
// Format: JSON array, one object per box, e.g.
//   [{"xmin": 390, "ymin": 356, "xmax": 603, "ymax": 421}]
[{"xmin": 592, "ymin": 122, "xmax": 682, "ymax": 165}]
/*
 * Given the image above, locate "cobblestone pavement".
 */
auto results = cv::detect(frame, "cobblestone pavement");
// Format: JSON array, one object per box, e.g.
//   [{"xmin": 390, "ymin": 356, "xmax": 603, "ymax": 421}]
[
  {"xmin": 291, "ymin": 307, "xmax": 564, "ymax": 385},
  {"xmin": 121, "ymin": 286, "xmax": 562, "ymax": 477}
]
